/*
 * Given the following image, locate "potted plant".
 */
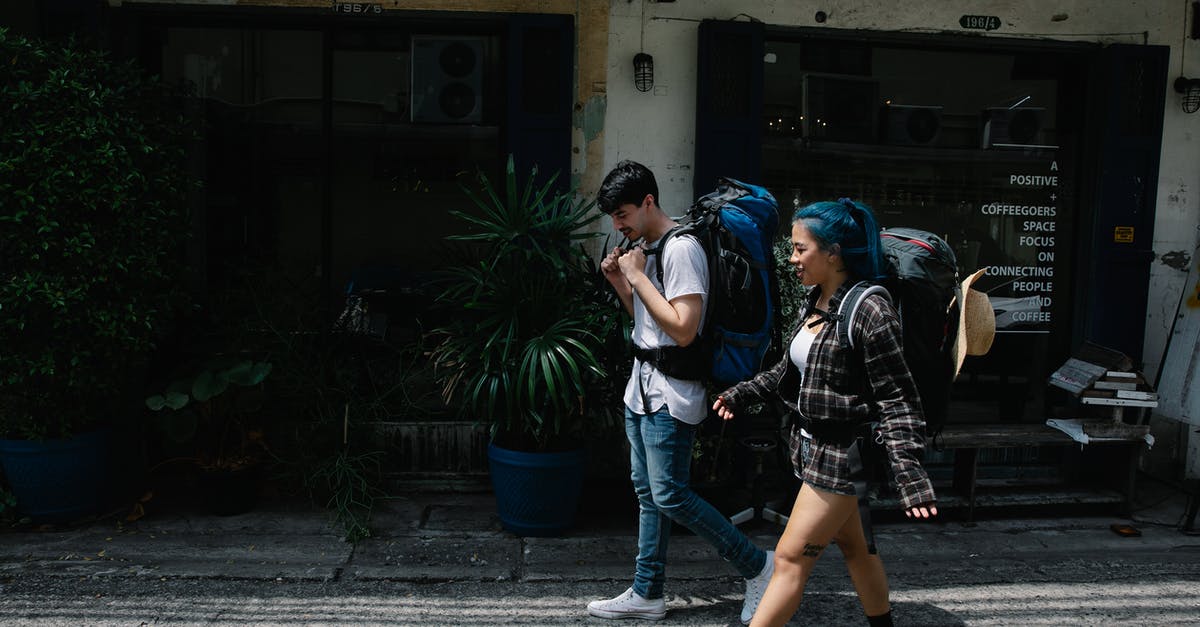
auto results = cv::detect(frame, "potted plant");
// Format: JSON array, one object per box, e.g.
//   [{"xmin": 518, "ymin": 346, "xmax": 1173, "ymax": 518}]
[
  {"xmin": 144, "ymin": 358, "xmax": 273, "ymax": 515},
  {"xmin": 428, "ymin": 156, "xmax": 621, "ymax": 536},
  {"xmin": 0, "ymin": 29, "xmax": 194, "ymax": 522},
  {"xmin": 204, "ymin": 265, "xmax": 394, "ymax": 539}
]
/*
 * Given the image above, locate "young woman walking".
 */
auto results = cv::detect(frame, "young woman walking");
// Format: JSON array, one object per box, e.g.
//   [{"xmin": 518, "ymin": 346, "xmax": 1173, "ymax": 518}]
[{"xmin": 713, "ymin": 198, "xmax": 938, "ymax": 627}]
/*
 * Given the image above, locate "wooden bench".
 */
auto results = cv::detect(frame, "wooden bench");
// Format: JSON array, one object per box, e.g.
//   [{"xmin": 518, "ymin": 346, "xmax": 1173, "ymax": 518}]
[{"xmin": 935, "ymin": 422, "xmax": 1146, "ymax": 523}]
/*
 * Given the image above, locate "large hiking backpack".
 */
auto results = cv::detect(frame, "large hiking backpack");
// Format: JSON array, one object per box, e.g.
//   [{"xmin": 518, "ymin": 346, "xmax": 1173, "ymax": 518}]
[
  {"xmin": 647, "ymin": 177, "xmax": 780, "ymax": 387},
  {"xmin": 833, "ymin": 227, "xmax": 961, "ymax": 439}
]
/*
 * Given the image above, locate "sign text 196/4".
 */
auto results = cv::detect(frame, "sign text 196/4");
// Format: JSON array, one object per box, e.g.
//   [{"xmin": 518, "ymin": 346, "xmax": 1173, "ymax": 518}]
[{"xmin": 959, "ymin": 15, "xmax": 1001, "ymax": 31}]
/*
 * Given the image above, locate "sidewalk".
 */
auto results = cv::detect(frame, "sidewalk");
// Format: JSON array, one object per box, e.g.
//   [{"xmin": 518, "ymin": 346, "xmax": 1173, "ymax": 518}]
[{"xmin": 1, "ymin": 476, "xmax": 1195, "ymax": 584}]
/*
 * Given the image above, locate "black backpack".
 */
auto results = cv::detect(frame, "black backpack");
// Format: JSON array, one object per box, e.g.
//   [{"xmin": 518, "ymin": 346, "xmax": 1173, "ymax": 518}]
[
  {"xmin": 833, "ymin": 227, "xmax": 961, "ymax": 439},
  {"xmin": 641, "ymin": 178, "xmax": 780, "ymax": 386}
]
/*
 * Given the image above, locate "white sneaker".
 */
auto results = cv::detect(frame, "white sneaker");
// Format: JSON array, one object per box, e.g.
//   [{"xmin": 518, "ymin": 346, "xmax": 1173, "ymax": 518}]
[
  {"xmin": 587, "ymin": 587, "xmax": 667, "ymax": 621},
  {"xmin": 741, "ymin": 550, "xmax": 775, "ymax": 624}
]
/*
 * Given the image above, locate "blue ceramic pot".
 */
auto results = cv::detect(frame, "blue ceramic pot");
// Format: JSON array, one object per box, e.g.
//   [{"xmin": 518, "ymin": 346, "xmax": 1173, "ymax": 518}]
[
  {"xmin": 0, "ymin": 428, "xmax": 111, "ymax": 523},
  {"xmin": 487, "ymin": 443, "xmax": 585, "ymax": 537}
]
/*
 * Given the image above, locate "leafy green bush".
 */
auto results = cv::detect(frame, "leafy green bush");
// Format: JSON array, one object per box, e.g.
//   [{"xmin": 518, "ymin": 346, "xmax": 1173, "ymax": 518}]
[
  {"xmin": 774, "ymin": 236, "xmax": 810, "ymax": 325},
  {"xmin": 0, "ymin": 29, "xmax": 195, "ymax": 438}
]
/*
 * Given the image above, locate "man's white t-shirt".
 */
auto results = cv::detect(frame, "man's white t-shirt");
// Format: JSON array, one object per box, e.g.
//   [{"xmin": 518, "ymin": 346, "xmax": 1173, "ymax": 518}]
[{"xmin": 624, "ymin": 233, "xmax": 709, "ymax": 424}]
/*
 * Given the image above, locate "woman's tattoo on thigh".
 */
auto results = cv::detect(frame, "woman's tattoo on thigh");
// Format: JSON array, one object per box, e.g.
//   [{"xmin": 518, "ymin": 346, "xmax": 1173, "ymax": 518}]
[{"xmin": 802, "ymin": 542, "xmax": 825, "ymax": 557}]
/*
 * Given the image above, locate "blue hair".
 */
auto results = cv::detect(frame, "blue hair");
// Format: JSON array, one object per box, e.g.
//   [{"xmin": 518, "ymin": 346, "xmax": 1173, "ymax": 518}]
[{"xmin": 793, "ymin": 198, "xmax": 887, "ymax": 282}]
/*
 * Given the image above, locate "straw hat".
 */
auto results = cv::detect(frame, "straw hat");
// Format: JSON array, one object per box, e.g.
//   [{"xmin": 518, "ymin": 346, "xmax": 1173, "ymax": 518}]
[{"xmin": 952, "ymin": 268, "xmax": 996, "ymax": 379}]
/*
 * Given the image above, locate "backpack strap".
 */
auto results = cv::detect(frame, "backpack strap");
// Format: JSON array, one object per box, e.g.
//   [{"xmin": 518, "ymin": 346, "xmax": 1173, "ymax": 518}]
[
  {"xmin": 645, "ymin": 225, "xmax": 683, "ymax": 287},
  {"xmin": 835, "ymin": 281, "xmax": 892, "ymax": 350},
  {"xmin": 647, "ymin": 218, "xmax": 713, "ymax": 289}
]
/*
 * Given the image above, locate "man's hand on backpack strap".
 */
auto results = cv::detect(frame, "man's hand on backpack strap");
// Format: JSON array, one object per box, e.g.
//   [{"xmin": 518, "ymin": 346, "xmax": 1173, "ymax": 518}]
[
  {"xmin": 904, "ymin": 503, "xmax": 938, "ymax": 519},
  {"xmin": 616, "ymin": 245, "xmax": 647, "ymax": 281},
  {"xmin": 602, "ymin": 247, "xmax": 636, "ymax": 316},
  {"xmin": 601, "ymin": 246, "xmax": 626, "ymax": 284}
]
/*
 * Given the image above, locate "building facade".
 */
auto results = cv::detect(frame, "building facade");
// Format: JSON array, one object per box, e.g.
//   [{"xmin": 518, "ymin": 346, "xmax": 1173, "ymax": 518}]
[{"xmin": 7, "ymin": 0, "xmax": 1198, "ymax": 482}]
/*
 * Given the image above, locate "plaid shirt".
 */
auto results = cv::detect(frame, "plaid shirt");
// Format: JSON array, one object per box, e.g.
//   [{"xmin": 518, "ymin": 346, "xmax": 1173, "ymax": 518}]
[{"xmin": 720, "ymin": 281, "xmax": 936, "ymax": 509}]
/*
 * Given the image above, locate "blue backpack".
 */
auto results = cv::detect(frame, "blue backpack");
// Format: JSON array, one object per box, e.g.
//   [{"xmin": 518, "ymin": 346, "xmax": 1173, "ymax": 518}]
[{"xmin": 646, "ymin": 178, "xmax": 780, "ymax": 386}]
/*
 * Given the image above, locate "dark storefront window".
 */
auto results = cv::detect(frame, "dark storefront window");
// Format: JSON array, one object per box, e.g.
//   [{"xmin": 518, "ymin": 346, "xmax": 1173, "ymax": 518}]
[
  {"xmin": 116, "ymin": 5, "xmax": 574, "ymax": 350},
  {"xmin": 761, "ymin": 37, "xmax": 1088, "ymax": 425},
  {"xmin": 158, "ymin": 26, "xmax": 501, "ymax": 293},
  {"xmin": 328, "ymin": 30, "xmax": 501, "ymax": 289},
  {"xmin": 161, "ymin": 28, "xmax": 325, "ymax": 282}
]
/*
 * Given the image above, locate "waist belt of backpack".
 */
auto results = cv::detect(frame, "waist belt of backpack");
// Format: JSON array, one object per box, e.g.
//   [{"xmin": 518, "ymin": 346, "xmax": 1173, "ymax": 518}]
[
  {"xmin": 805, "ymin": 419, "xmax": 863, "ymax": 446},
  {"xmin": 631, "ymin": 343, "xmax": 708, "ymax": 382}
]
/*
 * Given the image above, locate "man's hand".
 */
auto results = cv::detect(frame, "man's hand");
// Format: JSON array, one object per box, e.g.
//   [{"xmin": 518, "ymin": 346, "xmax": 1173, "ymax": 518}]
[
  {"xmin": 617, "ymin": 245, "xmax": 647, "ymax": 281},
  {"xmin": 602, "ymin": 246, "xmax": 636, "ymax": 316},
  {"xmin": 600, "ymin": 246, "xmax": 626, "ymax": 288}
]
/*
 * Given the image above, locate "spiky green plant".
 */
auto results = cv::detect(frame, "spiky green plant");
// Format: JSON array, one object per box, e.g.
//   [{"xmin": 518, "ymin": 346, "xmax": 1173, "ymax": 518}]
[{"xmin": 428, "ymin": 156, "xmax": 619, "ymax": 452}]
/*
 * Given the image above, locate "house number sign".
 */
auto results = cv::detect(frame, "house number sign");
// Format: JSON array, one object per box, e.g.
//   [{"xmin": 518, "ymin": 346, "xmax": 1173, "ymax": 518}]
[
  {"xmin": 959, "ymin": 15, "xmax": 1001, "ymax": 31},
  {"xmin": 332, "ymin": 2, "xmax": 383, "ymax": 14}
]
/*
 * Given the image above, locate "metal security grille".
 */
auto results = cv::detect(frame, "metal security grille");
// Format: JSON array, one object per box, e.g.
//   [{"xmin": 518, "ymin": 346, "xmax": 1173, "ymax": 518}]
[{"xmin": 709, "ymin": 32, "xmax": 752, "ymax": 118}]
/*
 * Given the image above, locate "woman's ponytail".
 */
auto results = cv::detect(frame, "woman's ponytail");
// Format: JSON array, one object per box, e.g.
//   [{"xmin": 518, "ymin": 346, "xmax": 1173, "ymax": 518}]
[{"xmin": 833, "ymin": 198, "xmax": 887, "ymax": 281}]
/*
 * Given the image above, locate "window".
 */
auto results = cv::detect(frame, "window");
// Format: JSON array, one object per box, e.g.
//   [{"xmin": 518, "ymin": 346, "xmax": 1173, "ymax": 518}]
[{"xmin": 762, "ymin": 37, "xmax": 1088, "ymax": 423}]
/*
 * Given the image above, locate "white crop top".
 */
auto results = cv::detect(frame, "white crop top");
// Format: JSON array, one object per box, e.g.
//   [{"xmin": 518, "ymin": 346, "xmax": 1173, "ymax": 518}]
[
  {"xmin": 788, "ymin": 325, "xmax": 817, "ymax": 376},
  {"xmin": 789, "ymin": 326, "xmax": 817, "ymax": 440}
]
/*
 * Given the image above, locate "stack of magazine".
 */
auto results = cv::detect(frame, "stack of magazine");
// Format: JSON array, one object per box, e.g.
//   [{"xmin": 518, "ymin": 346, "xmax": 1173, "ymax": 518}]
[
  {"xmin": 1048, "ymin": 342, "xmax": 1157, "ymax": 407},
  {"xmin": 1049, "ymin": 357, "xmax": 1107, "ymax": 395}
]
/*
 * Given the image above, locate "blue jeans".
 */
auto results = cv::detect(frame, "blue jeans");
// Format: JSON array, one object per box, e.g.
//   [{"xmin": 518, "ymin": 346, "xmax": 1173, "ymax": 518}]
[{"xmin": 625, "ymin": 407, "xmax": 766, "ymax": 600}]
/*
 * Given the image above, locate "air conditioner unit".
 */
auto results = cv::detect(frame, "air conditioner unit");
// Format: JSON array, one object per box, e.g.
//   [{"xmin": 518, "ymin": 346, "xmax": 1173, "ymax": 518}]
[
  {"xmin": 411, "ymin": 36, "xmax": 484, "ymax": 124},
  {"xmin": 980, "ymin": 106, "xmax": 1045, "ymax": 148},
  {"xmin": 801, "ymin": 74, "xmax": 879, "ymax": 143},
  {"xmin": 882, "ymin": 104, "xmax": 943, "ymax": 146}
]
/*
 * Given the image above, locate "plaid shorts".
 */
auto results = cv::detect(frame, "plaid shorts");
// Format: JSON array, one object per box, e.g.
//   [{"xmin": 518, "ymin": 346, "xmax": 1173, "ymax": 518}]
[{"xmin": 788, "ymin": 424, "xmax": 856, "ymax": 497}]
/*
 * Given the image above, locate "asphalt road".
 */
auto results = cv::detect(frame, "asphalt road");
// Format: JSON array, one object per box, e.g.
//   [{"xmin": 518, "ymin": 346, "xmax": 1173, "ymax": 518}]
[
  {"xmin": 3, "ymin": 484, "xmax": 1197, "ymax": 626},
  {"xmin": 3, "ymin": 549, "xmax": 1198, "ymax": 626}
]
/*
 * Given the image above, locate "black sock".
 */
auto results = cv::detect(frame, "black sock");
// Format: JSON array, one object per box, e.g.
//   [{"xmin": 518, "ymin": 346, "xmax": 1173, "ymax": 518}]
[{"xmin": 867, "ymin": 610, "xmax": 893, "ymax": 627}]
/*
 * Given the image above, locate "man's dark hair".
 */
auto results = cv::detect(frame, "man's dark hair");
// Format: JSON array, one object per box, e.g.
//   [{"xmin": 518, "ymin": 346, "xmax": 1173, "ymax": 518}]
[{"xmin": 597, "ymin": 160, "xmax": 659, "ymax": 214}]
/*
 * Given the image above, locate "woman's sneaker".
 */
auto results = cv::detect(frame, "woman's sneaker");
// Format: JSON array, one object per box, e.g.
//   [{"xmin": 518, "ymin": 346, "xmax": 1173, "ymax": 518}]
[
  {"xmin": 741, "ymin": 550, "xmax": 775, "ymax": 624},
  {"xmin": 587, "ymin": 587, "xmax": 667, "ymax": 620}
]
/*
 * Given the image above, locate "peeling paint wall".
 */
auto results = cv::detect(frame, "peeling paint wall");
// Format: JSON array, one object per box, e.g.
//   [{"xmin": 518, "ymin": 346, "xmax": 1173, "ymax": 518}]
[
  {"xmin": 1148, "ymin": 0, "xmax": 1200, "ymax": 390},
  {"xmin": 573, "ymin": 0, "xmax": 609, "ymax": 196}
]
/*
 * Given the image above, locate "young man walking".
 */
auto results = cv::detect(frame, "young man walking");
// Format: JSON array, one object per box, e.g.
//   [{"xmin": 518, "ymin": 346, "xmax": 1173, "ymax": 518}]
[{"xmin": 588, "ymin": 160, "xmax": 773, "ymax": 624}]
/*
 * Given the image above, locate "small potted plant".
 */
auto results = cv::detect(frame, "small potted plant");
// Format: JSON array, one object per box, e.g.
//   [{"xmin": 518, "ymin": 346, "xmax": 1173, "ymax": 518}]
[
  {"xmin": 145, "ymin": 358, "xmax": 273, "ymax": 515},
  {"xmin": 428, "ymin": 156, "xmax": 622, "ymax": 536}
]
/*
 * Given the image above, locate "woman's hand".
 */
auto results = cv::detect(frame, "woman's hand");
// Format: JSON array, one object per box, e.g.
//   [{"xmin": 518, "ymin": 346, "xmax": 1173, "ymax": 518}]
[
  {"xmin": 904, "ymin": 502, "xmax": 938, "ymax": 519},
  {"xmin": 712, "ymin": 395, "xmax": 735, "ymax": 421}
]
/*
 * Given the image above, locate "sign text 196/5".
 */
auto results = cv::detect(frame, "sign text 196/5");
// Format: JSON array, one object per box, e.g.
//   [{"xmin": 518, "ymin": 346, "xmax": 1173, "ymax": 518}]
[{"xmin": 332, "ymin": 2, "xmax": 382, "ymax": 15}]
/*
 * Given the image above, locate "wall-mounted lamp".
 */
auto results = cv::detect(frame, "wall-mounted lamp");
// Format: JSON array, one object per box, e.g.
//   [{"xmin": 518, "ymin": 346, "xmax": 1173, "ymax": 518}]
[
  {"xmin": 633, "ymin": 53, "xmax": 654, "ymax": 92},
  {"xmin": 1175, "ymin": 77, "xmax": 1200, "ymax": 113}
]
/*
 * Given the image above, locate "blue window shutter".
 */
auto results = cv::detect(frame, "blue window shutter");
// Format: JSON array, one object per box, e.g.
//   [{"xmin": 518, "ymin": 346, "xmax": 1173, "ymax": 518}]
[
  {"xmin": 694, "ymin": 19, "xmax": 764, "ymax": 199},
  {"xmin": 506, "ymin": 14, "xmax": 573, "ymax": 192},
  {"xmin": 1084, "ymin": 44, "xmax": 1168, "ymax": 362}
]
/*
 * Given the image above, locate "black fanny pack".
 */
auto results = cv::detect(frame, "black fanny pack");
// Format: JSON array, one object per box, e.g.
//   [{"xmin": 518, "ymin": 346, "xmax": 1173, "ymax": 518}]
[{"xmin": 632, "ymin": 341, "xmax": 708, "ymax": 382}]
